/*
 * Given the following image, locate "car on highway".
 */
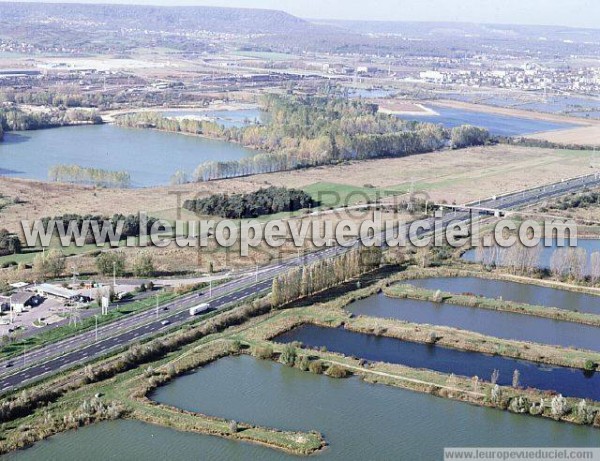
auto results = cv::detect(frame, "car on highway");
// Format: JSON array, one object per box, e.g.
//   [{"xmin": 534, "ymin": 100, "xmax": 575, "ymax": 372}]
[{"xmin": 161, "ymin": 320, "xmax": 170, "ymax": 326}]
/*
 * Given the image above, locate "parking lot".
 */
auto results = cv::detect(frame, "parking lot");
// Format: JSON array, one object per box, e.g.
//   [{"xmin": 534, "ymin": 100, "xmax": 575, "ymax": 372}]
[{"xmin": 0, "ymin": 297, "xmax": 72, "ymax": 336}]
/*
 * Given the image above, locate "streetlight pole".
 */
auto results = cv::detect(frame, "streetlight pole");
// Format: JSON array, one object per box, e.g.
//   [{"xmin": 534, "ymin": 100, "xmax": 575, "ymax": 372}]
[
  {"xmin": 155, "ymin": 293, "xmax": 159, "ymax": 319},
  {"xmin": 94, "ymin": 315, "xmax": 98, "ymax": 341},
  {"xmin": 209, "ymin": 277, "xmax": 212, "ymax": 298}
]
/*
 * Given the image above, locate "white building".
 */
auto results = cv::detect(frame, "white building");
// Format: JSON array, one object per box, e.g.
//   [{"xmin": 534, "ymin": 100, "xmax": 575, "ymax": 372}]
[{"xmin": 36, "ymin": 283, "xmax": 77, "ymax": 300}]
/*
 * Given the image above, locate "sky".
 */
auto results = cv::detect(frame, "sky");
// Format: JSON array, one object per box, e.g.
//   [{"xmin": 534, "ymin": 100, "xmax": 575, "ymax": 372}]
[{"xmin": 1, "ymin": 0, "xmax": 599, "ymax": 29}]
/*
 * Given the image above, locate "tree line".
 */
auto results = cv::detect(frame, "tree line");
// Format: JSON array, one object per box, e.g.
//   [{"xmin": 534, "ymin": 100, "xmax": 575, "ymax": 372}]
[
  {"xmin": 48, "ymin": 165, "xmax": 131, "ymax": 188},
  {"xmin": 39, "ymin": 213, "xmax": 158, "ymax": 244},
  {"xmin": 0, "ymin": 107, "xmax": 102, "ymax": 132},
  {"xmin": 0, "ymin": 89, "xmax": 214, "ymax": 112},
  {"xmin": 114, "ymin": 111, "xmax": 227, "ymax": 139},
  {"xmin": 116, "ymin": 94, "xmax": 490, "ymax": 182},
  {"xmin": 477, "ymin": 243, "xmax": 600, "ymax": 283},
  {"xmin": 545, "ymin": 191, "xmax": 600, "ymax": 212},
  {"xmin": 271, "ymin": 246, "xmax": 382, "ymax": 307},
  {"xmin": 183, "ymin": 186, "xmax": 317, "ymax": 218},
  {"xmin": 0, "ymin": 229, "xmax": 21, "ymax": 256}
]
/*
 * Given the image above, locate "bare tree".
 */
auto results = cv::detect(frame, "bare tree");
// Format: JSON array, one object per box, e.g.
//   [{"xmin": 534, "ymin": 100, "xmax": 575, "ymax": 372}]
[
  {"xmin": 491, "ymin": 369, "xmax": 500, "ymax": 385},
  {"xmin": 591, "ymin": 252, "xmax": 600, "ymax": 285},
  {"xmin": 512, "ymin": 369, "xmax": 520, "ymax": 388},
  {"xmin": 550, "ymin": 248, "xmax": 570, "ymax": 279},
  {"xmin": 567, "ymin": 247, "xmax": 588, "ymax": 281}
]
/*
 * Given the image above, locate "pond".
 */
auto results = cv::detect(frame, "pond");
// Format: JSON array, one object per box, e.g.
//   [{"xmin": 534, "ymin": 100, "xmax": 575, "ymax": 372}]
[
  {"xmin": 405, "ymin": 276, "xmax": 600, "ymax": 314},
  {"xmin": 162, "ymin": 108, "xmax": 264, "ymax": 128},
  {"xmin": 276, "ymin": 325, "xmax": 600, "ymax": 400},
  {"xmin": 151, "ymin": 355, "xmax": 597, "ymax": 460},
  {"xmin": 462, "ymin": 239, "xmax": 600, "ymax": 275},
  {"xmin": 396, "ymin": 106, "xmax": 578, "ymax": 136},
  {"xmin": 3, "ymin": 419, "xmax": 276, "ymax": 460},
  {"xmin": 10, "ymin": 356, "xmax": 599, "ymax": 460},
  {"xmin": 0, "ymin": 123, "xmax": 255, "ymax": 187},
  {"xmin": 346, "ymin": 290, "xmax": 600, "ymax": 351},
  {"xmin": 445, "ymin": 93, "xmax": 600, "ymax": 119}
]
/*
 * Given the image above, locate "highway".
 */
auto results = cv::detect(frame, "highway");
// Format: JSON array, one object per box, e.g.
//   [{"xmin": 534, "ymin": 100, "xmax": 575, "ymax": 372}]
[{"xmin": 1, "ymin": 172, "xmax": 599, "ymax": 394}]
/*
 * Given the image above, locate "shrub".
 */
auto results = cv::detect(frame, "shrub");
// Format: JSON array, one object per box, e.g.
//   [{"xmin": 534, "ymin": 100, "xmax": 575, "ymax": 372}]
[
  {"xmin": 231, "ymin": 340, "xmax": 242, "ymax": 353},
  {"xmin": 325, "ymin": 364, "xmax": 349, "ymax": 379},
  {"xmin": 251, "ymin": 344, "xmax": 274, "ymax": 359},
  {"xmin": 279, "ymin": 344, "xmax": 297, "ymax": 367},
  {"xmin": 296, "ymin": 355, "xmax": 310, "ymax": 371},
  {"xmin": 308, "ymin": 360, "xmax": 324, "ymax": 374},
  {"xmin": 229, "ymin": 420, "xmax": 238, "ymax": 433}
]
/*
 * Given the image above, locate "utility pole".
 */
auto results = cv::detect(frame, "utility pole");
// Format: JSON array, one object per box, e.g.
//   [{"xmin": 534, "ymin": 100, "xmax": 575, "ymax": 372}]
[{"xmin": 113, "ymin": 262, "xmax": 116, "ymax": 290}]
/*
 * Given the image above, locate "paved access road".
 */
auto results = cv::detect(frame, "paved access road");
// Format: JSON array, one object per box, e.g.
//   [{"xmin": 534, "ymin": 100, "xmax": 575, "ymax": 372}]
[{"xmin": 1, "ymin": 172, "xmax": 599, "ymax": 394}]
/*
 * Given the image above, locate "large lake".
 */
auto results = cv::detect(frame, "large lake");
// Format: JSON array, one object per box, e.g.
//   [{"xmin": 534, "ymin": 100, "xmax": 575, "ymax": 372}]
[
  {"xmin": 397, "ymin": 106, "xmax": 578, "ymax": 136},
  {"xmin": 0, "ymin": 123, "xmax": 254, "ymax": 187}
]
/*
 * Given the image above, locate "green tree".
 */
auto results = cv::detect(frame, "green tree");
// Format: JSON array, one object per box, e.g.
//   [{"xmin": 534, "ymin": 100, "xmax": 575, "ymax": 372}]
[
  {"xmin": 279, "ymin": 344, "xmax": 297, "ymax": 367},
  {"xmin": 0, "ymin": 229, "xmax": 21, "ymax": 255},
  {"xmin": 271, "ymin": 278, "xmax": 282, "ymax": 307},
  {"xmin": 450, "ymin": 125, "xmax": 490, "ymax": 149},
  {"xmin": 33, "ymin": 249, "xmax": 66, "ymax": 279},
  {"xmin": 96, "ymin": 251, "xmax": 126, "ymax": 277},
  {"xmin": 132, "ymin": 252, "xmax": 155, "ymax": 277}
]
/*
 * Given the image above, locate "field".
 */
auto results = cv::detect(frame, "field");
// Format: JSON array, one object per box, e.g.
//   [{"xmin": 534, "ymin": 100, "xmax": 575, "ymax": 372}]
[
  {"xmin": 529, "ymin": 125, "xmax": 600, "ymax": 145},
  {"xmin": 0, "ymin": 144, "xmax": 596, "ymax": 236}
]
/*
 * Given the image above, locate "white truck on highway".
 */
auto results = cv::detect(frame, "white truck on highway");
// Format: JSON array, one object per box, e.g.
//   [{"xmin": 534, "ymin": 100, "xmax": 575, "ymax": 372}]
[{"xmin": 189, "ymin": 303, "xmax": 210, "ymax": 316}]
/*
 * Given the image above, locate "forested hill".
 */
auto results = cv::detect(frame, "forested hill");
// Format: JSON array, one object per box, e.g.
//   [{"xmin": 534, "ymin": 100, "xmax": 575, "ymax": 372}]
[{"xmin": 0, "ymin": 2, "xmax": 314, "ymax": 35}]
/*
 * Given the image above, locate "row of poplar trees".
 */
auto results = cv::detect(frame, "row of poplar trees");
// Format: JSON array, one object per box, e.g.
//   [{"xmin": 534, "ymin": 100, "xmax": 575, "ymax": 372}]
[{"xmin": 271, "ymin": 246, "xmax": 382, "ymax": 307}]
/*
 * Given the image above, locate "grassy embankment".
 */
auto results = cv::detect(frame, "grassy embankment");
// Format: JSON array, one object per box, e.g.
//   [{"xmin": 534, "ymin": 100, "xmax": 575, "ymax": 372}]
[
  {"xmin": 0, "ymin": 303, "xmax": 325, "ymax": 456},
  {"xmin": 386, "ymin": 282, "xmax": 600, "ymax": 327}
]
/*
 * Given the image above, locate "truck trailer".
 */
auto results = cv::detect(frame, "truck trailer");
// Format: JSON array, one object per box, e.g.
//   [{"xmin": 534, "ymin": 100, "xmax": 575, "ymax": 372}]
[{"xmin": 189, "ymin": 303, "xmax": 210, "ymax": 316}]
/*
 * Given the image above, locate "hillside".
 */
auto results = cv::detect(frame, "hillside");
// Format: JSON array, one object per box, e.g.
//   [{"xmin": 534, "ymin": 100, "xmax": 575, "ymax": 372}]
[{"xmin": 0, "ymin": 2, "xmax": 312, "ymax": 35}]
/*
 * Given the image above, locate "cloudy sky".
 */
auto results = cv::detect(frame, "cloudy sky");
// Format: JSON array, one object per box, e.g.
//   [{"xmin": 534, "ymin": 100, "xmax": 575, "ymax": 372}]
[{"xmin": 2, "ymin": 0, "xmax": 598, "ymax": 28}]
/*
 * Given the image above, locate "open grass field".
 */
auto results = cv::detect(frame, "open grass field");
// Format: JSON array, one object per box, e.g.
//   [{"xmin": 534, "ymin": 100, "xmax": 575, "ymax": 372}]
[
  {"xmin": 0, "ymin": 145, "xmax": 596, "ymax": 237},
  {"xmin": 529, "ymin": 125, "xmax": 600, "ymax": 145}
]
